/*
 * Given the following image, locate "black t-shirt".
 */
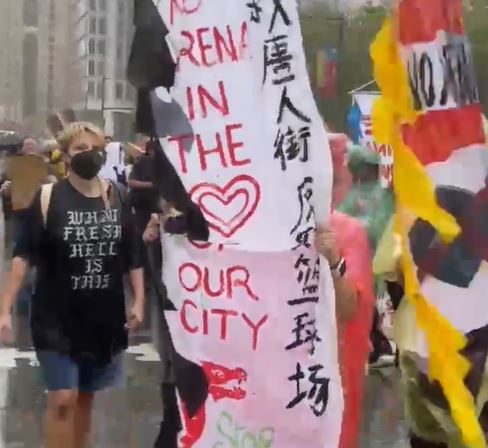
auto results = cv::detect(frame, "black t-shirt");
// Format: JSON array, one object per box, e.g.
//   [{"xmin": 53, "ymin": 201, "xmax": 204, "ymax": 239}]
[
  {"xmin": 13, "ymin": 179, "xmax": 143, "ymax": 364},
  {"xmin": 129, "ymin": 154, "xmax": 158, "ymax": 212}
]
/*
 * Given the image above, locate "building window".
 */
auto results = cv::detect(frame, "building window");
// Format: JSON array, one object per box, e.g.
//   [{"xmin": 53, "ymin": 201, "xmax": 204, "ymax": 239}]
[
  {"xmin": 23, "ymin": 0, "xmax": 38, "ymax": 27},
  {"xmin": 99, "ymin": 18, "xmax": 107, "ymax": 35},
  {"xmin": 49, "ymin": 0, "xmax": 55, "ymax": 22},
  {"xmin": 88, "ymin": 39, "xmax": 96, "ymax": 55},
  {"xmin": 88, "ymin": 59, "xmax": 95, "ymax": 76},
  {"xmin": 97, "ymin": 81, "xmax": 104, "ymax": 100},
  {"xmin": 89, "ymin": 17, "xmax": 97, "ymax": 34},
  {"xmin": 97, "ymin": 39, "xmax": 106, "ymax": 56},
  {"xmin": 116, "ymin": 42, "xmax": 124, "ymax": 60},
  {"xmin": 89, "ymin": 0, "xmax": 96, "ymax": 11},
  {"xmin": 116, "ymin": 58, "xmax": 125, "ymax": 79},
  {"xmin": 115, "ymin": 82, "xmax": 124, "ymax": 101},
  {"xmin": 126, "ymin": 85, "xmax": 135, "ymax": 102},
  {"xmin": 87, "ymin": 81, "xmax": 95, "ymax": 98},
  {"xmin": 97, "ymin": 60, "xmax": 105, "ymax": 76},
  {"xmin": 99, "ymin": 0, "xmax": 107, "ymax": 11},
  {"xmin": 23, "ymin": 33, "xmax": 38, "ymax": 115}
]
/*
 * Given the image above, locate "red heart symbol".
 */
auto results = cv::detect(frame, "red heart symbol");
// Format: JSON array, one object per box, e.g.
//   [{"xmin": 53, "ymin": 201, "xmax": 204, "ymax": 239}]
[{"xmin": 190, "ymin": 175, "xmax": 261, "ymax": 238}]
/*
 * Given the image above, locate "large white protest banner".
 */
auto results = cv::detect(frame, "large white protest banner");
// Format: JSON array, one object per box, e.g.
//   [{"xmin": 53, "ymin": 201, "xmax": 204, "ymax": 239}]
[{"xmin": 155, "ymin": 1, "xmax": 342, "ymax": 446}]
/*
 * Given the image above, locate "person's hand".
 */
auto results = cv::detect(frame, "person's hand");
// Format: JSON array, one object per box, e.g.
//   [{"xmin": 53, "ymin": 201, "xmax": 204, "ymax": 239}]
[
  {"xmin": 126, "ymin": 301, "xmax": 144, "ymax": 333},
  {"xmin": 161, "ymin": 204, "xmax": 182, "ymax": 226},
  {"xmin": 143, "ymin": 213, "xmax": 160, "ymax": 243},
  {"xmin": 0, "ymin": 313, "xmax": 13, "ymax": 344},
  {"xmin": 315, "ymin": 225, "xmax": 341, "ymax": 266},
  {"xmin": 1, "ymin": 181, "xmax": 11, "ymax": 197}
]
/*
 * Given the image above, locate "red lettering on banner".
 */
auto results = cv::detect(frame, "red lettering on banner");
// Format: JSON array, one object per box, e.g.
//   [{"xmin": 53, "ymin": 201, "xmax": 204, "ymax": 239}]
[
  {"xmin": 179, "ymin": 299, "xmax": 269, "ymax": 350},
  {"xmin": 187, "ymin": 82, "xmax": 230, "ymax": 122},
  {"xmin": 168, "ymin": 134, "xmax": 193, "ymax": 173},
  {"xmin": 212, "ymin": 309, "xmax": 239, "ymax": 339},
  {"xmin": 204, "ymin": 268, "xmax": 225, "ymax": 297},
  {"xmin": 170, "ymin": 124, "xmax": 249, "ymax": 173},
  {"xmin": 242, "ymin": 314, "xmax": 268, "ymax": 351},
  {"xmin": 181, "ymin": 299, "xmax": 199, "ymax": 333},
  {"xmin": 239, "ymin": 21, "xmax": 248, "ymax": 60},
  {"xmin": 179, "ymin": 263, "xmax": 202, "ymax": 292},
  {"xmin": 226, "ymin": 124, "xmax": 250, "ymax": 167},
  {"xmin": 170, "ymin": 0, "xmax": 203, "ymax": 25},
  {"xmin": 179, "ymin": 264, "xmax": 258, "ymax": 301},
  {"xmin": 197, "ymin": 132, "xmax": 227, "ymax": 170},
  {"xmin": 214, "ymin": 26, "xmax": 238, "ymax": 63},
  {"xmin": 180, "ymin": 31, "xmax": 200, "ymax": 67},
  {"xmin": 226, "ymin": 266, "xmax": 258, "ymax": 301},
  {"xmin": 190, "ymin": 175, "xmax": 261, "ymax": 238},
  {"xmin": 196, "ymin": 28, "xmax": 216, "ymax": 67},
  {"xmin": 188, "ymin": 240, "xmax": 225, "ymax": 251},
  {"xmin": 178, "ymin": 23, "xmax": 247, "ymax": 68}
]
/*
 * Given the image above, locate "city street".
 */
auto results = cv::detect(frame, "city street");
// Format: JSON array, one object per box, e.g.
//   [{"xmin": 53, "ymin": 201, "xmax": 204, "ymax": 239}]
[{"xmin": 0, "ymin": 215, "xmax": 409, "ymax": 448}]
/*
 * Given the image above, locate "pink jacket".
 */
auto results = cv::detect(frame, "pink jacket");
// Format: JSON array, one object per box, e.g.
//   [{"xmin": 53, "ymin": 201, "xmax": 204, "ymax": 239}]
[{"xmin": 331, "ymin": 212, "xmax": 375, "ymax": 448}]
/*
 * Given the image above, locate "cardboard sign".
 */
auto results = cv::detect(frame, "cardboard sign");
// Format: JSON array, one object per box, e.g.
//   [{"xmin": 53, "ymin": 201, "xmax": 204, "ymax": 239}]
[{"xmin": 6, "ymin": 155, "xmax": 48, "ymax": 211}]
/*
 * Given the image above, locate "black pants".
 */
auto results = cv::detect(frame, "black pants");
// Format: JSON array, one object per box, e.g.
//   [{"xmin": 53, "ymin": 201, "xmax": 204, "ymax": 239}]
[{"xmin": 154, "ymin": 383, "xmax": 181, "ymax": 448}]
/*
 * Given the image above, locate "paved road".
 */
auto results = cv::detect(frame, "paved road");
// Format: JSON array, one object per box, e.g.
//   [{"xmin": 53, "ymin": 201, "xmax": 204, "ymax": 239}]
[{"xmin": 0, "ymin": 212, "xmax": 409, "ymax": 447}]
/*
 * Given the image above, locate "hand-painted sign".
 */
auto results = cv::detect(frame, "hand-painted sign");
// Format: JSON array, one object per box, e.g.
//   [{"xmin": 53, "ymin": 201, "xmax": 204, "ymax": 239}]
[{"xmin": 151, "ymin": 1, "xmax": 342, "ymax": 447}]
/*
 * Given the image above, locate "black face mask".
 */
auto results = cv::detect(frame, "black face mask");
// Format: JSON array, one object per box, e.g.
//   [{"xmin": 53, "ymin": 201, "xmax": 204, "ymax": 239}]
[{"xmin": 70, "ymin": 149, "xmax": 105, "ymax": 180}]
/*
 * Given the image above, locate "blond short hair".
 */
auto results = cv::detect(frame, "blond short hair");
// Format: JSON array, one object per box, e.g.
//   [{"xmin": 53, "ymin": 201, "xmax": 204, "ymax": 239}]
[{"xmin": 56, "ymin": 121, "xmax": 105, "ymax": 152}]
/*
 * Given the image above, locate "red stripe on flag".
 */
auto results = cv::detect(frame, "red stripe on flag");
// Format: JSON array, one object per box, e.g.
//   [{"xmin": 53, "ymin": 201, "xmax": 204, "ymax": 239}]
[
  {"xmin": 401, "ymin": 105, "xmax": 485, "ymax": 166},
  {"xmin": 398, "ymin": 0, "xmax": 464, "ymax": 45}
]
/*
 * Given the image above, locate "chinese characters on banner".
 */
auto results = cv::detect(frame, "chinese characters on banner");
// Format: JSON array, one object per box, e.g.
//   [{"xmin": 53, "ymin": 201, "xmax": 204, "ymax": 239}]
[{"xmin": 156, "ymin": 0, "xmax": 342, "ymax": 447}]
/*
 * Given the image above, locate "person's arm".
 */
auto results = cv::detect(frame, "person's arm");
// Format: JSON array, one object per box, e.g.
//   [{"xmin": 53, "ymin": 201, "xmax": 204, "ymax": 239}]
[
  {"xmin": 0, "ymin": 192, "xmax": 41, "ymax": 342},
  {"xmin": 0, "ymin": 173, "xmax": 11, "ymax": 198},
  {"xmin": 128, "ymin": 178, "xmax": 153, "ymax": 190},
  {"xmin": 120, "ymin": 188, "xmax": 145, "ymax": 330},
  {"xmin": 333, "ymin": 268, "xmax": 359, "ymax": 321},
  {"xmin": 315, "ymin": 224, "xmax": 359, "ymax": 322},
  {"xmin": 1, "ymin": 258, "xmax": 29, "ymax": 315},
  {"xmin": 127, "ymin": 267, "xmax": 144, "ymax": 332},
  {"xmin": 143, "ymin": 213, "xmax": 161, "ymax": 243},
  {"xmin": 128, "ymin": 159, "xmax": 153, "ymax": 190}
]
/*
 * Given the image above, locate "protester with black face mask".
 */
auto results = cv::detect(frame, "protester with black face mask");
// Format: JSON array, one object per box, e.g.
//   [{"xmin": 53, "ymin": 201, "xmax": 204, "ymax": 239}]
[{"xmin": 0, "ymin": 122, "xmax": 144, "ymax": 448}]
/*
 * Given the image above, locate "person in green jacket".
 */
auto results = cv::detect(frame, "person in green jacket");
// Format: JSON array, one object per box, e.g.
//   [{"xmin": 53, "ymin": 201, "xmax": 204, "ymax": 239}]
[{"xmin": 338, "ymin": 144, "xmax": 395, "ymax": 365}]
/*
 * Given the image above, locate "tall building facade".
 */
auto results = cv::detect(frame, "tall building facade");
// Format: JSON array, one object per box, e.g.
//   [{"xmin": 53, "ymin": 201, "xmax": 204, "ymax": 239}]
[
  {"xmin": 0, "ymin": 0, "xmax": 82, "ymax": 134},
  {"xmin": 0, "ymin": 1, "xmax": 25, "ymax": 126},
  {"xmin": 75, "ymin": 0, "xmax": 135, "ymax": 140}
]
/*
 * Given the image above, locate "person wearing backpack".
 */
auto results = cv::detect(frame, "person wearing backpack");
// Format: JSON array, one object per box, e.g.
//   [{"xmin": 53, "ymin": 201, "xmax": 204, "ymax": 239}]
[{"xmin": 0, "ymin": 122, "xmax": 144, "ymax": 448}]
